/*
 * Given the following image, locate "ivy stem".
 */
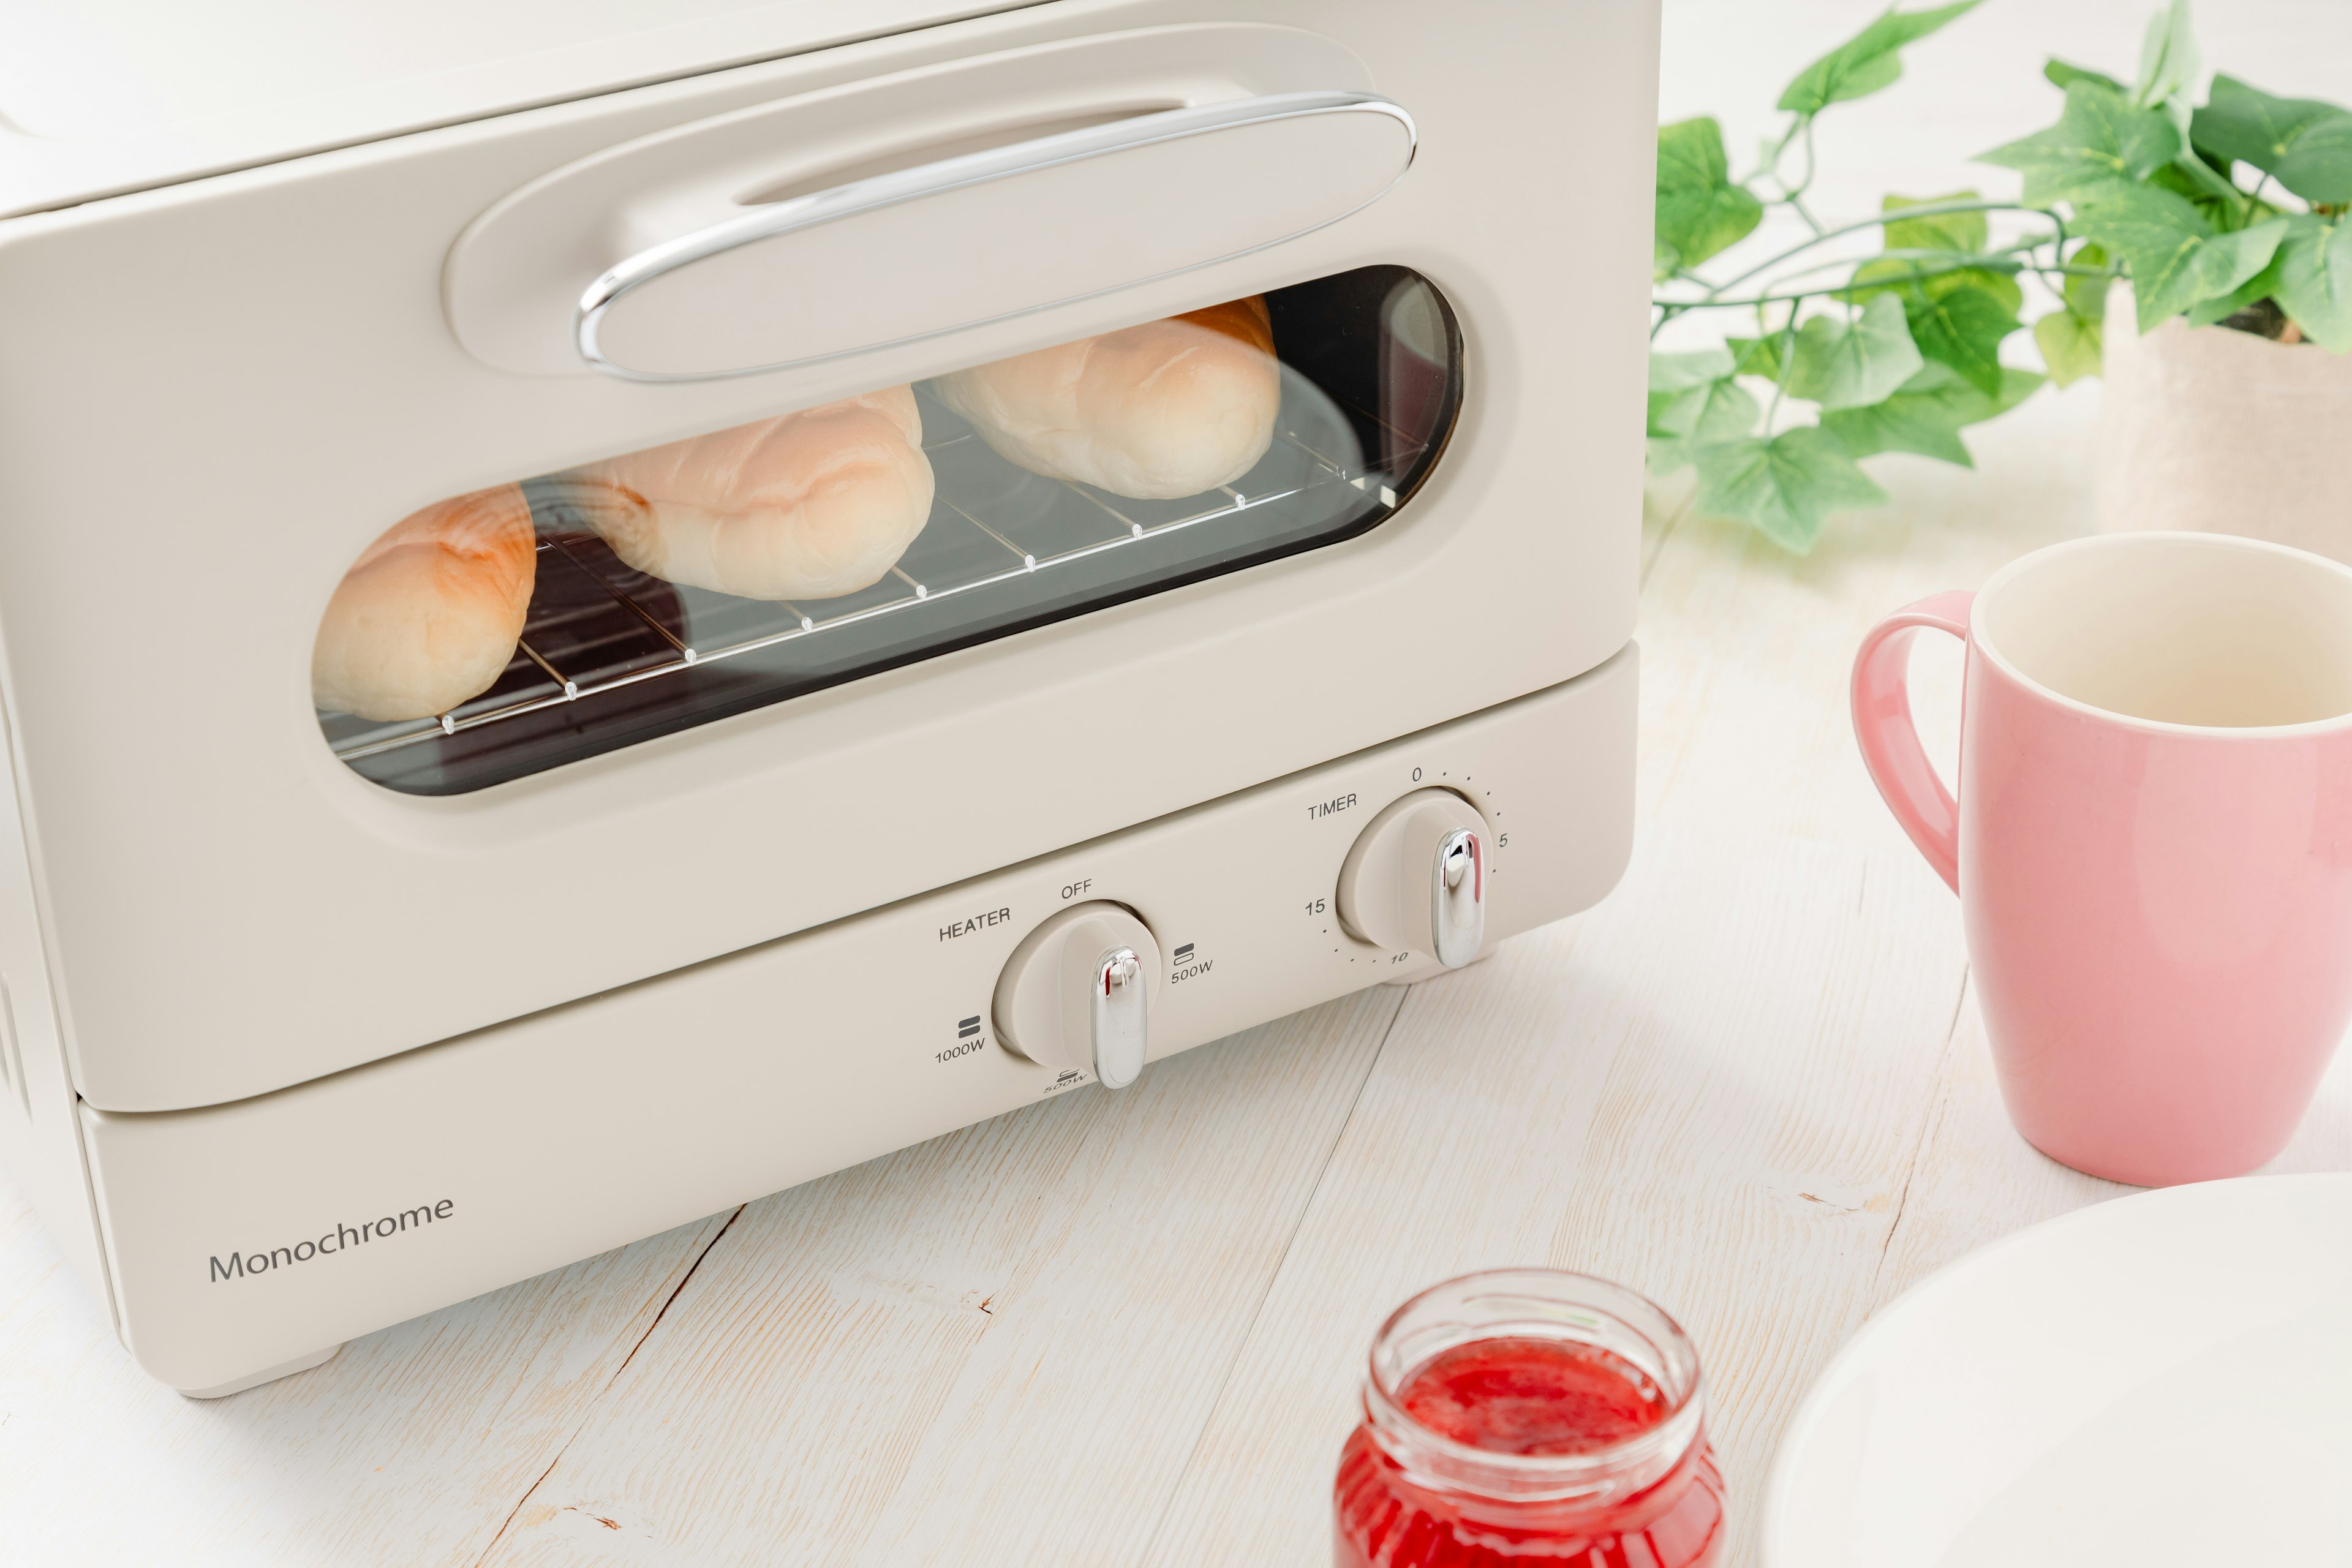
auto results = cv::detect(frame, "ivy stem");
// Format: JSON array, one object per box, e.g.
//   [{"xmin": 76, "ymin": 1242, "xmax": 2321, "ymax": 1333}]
[
  {"xmin": 1761, "ymin": 306, "xmax": 1803, "ymax": 438},
  {"xmin": 1651, "ymin": 203, "xmax": 2076, "ymax": 346},
  {"xmin": 1749, "ymin": 115, "xmax": 1805, "ymax": 190},
  {"xmin": 1664, "ymin": 255, "xmax": 2105, "ymax": 317},
  {"xmin": 1785, "ymin": 120, "xmax": 1826, "ymax": 235},
  {"xmin": 1692, "ymin": 200, "xmax": 2059, "ymax": 303}
]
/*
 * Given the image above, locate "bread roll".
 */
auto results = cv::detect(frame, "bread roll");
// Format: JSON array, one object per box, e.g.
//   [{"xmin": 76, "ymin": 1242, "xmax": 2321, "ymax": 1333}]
[
  {"xmin": 927, "ymin": 297, "xmax": 1279, "ymax": 500},
  {"xmin": 549, "ymin": 386, "xmax": 933, "ymax": 601},
  {"xmin": 312, "ymin": 484, "xmax": 538, "ymax": 722}
]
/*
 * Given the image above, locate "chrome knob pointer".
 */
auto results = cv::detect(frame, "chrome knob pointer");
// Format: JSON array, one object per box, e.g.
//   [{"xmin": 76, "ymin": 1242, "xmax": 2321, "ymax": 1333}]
[
  {"xmin": 1090, "ymin": 946, "xmax": 1150, "ymax": 1090},
  {"xmin": 1429, "ymin": 828, "xmax": 1484, "ymax": 970}
]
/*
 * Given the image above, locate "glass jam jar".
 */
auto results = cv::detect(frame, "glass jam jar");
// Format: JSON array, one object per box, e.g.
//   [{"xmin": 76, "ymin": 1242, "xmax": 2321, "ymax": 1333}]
[{"xmin": 1333, "ymin": 1268, "xmax": 1726, "ymax": 1567}]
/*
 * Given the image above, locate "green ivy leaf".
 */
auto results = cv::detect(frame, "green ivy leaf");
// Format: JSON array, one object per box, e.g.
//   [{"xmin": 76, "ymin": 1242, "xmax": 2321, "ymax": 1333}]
[
  {"xmin": 2150, "ymin": 151, "xmax": 2256, "ymax": 230},
  {"xmin": 1820, "ymin": 360, "xmax": 2043, "ymax": 465},
  {"xmin": 1880, "ymin": 190, "xmax": 1989, "ymax": 254},
  {"xmin": 2064, "ymin": 242, "xmax": 2114, "ymax": 323},
  {"xmin": 1849, "ymin": 255, "xmax": 2025, "ymax": 314},
  {"xmin": 1693, "ymin": 427, "xmax": 1888, "ymax": 552},
  {"xmin": 2265, "ymin": 118, "xmax": 2352, "ymax": 206},
  {"xmin": 2072, "ymin": 186, "xmax": 2288, "ymax": 326},
  {"xmin": 2269, "ymin": 213, "xmax": 2352, "ymax": 353},
  {"xmin": 1656, "ymin": 118, "xmax": 1763, "ymax": 277},
  {"xmin": 1648, "ymin": 348, "xmax": 1760, "ymax": 448},
  {"xmin": 1979, "ymin": 80, "xmax": 2181, "ymax": 206},
  {"xmin": 1842, "ymin": 192, "xmax": 2023, "ymax": 314},
  {"xmin": 1724, "ymin": 335, "xmax": 1787, "ymax": 381},
  {"xmin": 2192, "ymin": 75, "xmax": 2352, "ymax": 205},
  {"xmin": 1787, "ymin": 295, "xmax": 1926, "ymax": 409},
  {"xmin": 2045, "ymin": 58, "xmax": 2125, "ymax": 96},
  {"xmin": 2132, "ymin": 0, "xmax": 2201, "ymax": 123},
  {"xmin": 1649, "ymin": 379, "xmax": 1763, "ymax": 445},
  {"xmin": 2181, "ymin": 263, "xmax": 2280, "ymax": 328},
  {"xmin": 2032, "ymin": 309, "xmax": 2105, "ymax": 386},
  {"xmin": 1902, "ymin": 283, "xmax": 2021, "ymax": 394},
  {"xmin": 1776, "ymin": 1, "xmax": 1983, "ymax": 115},
  {"xmin": 2192, "ymin": 75, "xmax": 2340, "ymax": 168},
  {"xmin": 1649, "ymin": 348, "xmax": 1736, "ymax": 390}
]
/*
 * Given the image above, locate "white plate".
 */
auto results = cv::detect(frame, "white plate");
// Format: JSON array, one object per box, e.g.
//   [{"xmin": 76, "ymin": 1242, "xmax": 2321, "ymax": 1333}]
[{"xmin": 1762, "ymin": 1174, "xmax": 2352, "ymax": 1568}]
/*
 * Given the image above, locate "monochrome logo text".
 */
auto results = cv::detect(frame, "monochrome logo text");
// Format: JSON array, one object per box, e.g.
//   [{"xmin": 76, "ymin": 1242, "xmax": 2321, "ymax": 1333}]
[{"xmin": 208, "ymin": 1198, "xmax": 456, "ymax": 1283}]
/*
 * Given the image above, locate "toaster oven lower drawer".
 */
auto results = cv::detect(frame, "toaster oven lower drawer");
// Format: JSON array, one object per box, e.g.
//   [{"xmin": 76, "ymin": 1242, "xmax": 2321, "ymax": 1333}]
[{"xmin": 80, "ymin": 649, "xmax": 1635, "ymax": 1394}]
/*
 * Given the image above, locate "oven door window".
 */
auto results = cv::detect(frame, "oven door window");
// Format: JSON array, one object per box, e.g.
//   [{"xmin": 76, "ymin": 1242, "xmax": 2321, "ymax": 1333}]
[{"xmin": 315, "ymin": 265, "xmax": 1462, "ymax": 794}]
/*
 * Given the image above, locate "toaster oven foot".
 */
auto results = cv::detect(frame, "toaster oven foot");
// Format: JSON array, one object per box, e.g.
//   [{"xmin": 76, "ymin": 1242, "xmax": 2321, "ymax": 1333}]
[{"xmin": 175, "ymin": 1341, "xmax": 342, "ymax": 1400}]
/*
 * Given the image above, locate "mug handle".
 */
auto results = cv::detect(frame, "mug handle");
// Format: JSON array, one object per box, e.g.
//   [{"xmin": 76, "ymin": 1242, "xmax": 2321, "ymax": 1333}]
[{"xmin": 1850, "ymin": 590, "xmax": 1974, "ymax": 893}]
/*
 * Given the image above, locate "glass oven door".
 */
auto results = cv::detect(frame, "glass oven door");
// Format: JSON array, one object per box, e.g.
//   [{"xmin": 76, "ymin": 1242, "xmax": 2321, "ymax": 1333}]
[{"xmin": 315, "ymin": 265, "xmax": 1461, "ymax": 794}]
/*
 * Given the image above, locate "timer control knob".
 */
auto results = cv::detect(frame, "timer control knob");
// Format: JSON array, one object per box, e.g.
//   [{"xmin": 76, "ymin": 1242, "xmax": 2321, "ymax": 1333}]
[
  {"xmin": 992, "ymin": 902, "xmax": 1163, "ymax": 1089},
  {"xmin": 1336, "ymin": 788, "xmax": 1488, "ymax": 968}
]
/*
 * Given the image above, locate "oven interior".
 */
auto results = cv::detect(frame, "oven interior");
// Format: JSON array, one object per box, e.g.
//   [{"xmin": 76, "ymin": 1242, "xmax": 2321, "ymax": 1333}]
[{"xmin": 317, "ymin": 265, "xmax": 1463, "ymax": 794}]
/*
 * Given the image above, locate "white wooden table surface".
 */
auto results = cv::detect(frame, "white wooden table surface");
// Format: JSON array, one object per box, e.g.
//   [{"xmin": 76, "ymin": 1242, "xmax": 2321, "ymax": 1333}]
[{"xmin": 7, "ymin": 3, "xmax": 2352, "ymax": 1564}]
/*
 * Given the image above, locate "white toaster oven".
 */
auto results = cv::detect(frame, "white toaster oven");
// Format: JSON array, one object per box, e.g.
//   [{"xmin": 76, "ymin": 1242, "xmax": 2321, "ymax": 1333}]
[{"xmin": 0, "ymin": 0, "xmax": 1657, "ymax": 1394}]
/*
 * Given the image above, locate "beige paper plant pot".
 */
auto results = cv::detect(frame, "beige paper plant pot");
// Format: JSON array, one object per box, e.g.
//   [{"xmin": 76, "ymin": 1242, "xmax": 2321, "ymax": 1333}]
[{"xmin": 2098, "ymin": 281, "xmax": 2352, "ymax": 563}]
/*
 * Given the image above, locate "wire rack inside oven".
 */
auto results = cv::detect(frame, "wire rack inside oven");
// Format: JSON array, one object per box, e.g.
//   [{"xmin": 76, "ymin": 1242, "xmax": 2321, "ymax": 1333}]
[{"xmin": 320, "ymin": 365, "xmax": 1428, "ymax": 792}]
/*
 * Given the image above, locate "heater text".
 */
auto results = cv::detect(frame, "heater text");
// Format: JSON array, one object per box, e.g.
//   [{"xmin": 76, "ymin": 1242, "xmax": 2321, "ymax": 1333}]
[{"xmin": 939, "ymin": 907, "xmax": 1012, "ymax": 942}]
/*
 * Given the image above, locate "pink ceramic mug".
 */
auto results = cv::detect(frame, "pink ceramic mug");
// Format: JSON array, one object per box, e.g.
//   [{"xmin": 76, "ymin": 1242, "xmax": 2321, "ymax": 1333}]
[{"xmin": 1853, "ymin": 532, "xmax": 2352, "ymax": 1186}]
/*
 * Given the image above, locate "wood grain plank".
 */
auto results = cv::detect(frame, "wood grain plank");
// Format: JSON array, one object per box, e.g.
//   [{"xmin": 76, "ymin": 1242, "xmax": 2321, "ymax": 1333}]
[
  {"xmin": 0, "ymin": 1188, "xmax": 730, "ymax": 1568},
  {"xmin": 1144, "ymin": 833, "xmax": 1963, "ymax": 1566},
  {"xmin": 473, "ymin": 987, "xmax": 1398, "ymax": 1568}
]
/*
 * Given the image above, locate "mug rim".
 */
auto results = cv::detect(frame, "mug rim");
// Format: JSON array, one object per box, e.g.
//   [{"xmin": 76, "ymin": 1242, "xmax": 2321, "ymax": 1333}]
[{"xmin": 1970, "ymin": 531, "xmax": 2352, "ymax": 739}]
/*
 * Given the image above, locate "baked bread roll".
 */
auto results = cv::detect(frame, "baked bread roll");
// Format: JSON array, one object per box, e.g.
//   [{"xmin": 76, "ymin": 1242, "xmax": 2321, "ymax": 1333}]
[
  {"xmin": 927, "ymin": 297, "xmax": 1279, "ymax": 500},
  {"xmin": 550, "ymin": 386, "xmax": 933, "ymax": 601},
  {"xmin": 312, "ymin": 484, "xmax": 538, "ymax": 722}
]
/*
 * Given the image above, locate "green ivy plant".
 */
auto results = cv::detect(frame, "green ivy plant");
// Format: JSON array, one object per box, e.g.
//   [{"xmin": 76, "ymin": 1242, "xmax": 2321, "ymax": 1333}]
[
  {"xmin": 1651, "ymin": 0, "xmax": 2352, "ymax": 554},
  {"xmin": 1651, "ymin": 0, "xmax": 2037, "ymax": 551},
  {"xmin": 1986, "ymin": 2, "xmax": 2352, "ymax": 373}
]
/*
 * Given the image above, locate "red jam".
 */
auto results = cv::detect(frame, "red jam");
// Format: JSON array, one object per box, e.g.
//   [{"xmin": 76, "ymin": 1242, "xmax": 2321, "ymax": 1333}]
[
  {"xmin": 1396, "ymin": 1338, "xmax": 1670, "ymax": 1453},
  {"xmin": 1334, "ymin": 1335, "xmax": 1726, "ymax": 1567}
]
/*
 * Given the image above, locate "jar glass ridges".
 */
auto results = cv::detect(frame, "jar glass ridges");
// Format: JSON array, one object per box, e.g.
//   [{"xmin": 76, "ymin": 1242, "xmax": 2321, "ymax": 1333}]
[{"xmin": 1333, "ymin": 1268, "xmax": 1727, "ymax": 1567}]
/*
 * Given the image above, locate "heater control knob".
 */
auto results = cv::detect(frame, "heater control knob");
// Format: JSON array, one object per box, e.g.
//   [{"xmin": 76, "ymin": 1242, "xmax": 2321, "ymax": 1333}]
[
  {"xmin": 992, "ymin": 902, "xmax": 1163, "ymax": 1089},
  {"xmin": 1336, "ymin": 788, "xmax": 1488, "ymax": 968}
]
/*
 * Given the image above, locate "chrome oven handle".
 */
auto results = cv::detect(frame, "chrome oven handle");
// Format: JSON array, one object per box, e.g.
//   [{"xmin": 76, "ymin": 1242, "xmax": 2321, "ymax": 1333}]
[{"xmin": 573, "ymin": 89, "xmax": 1417, "ymax": 383}]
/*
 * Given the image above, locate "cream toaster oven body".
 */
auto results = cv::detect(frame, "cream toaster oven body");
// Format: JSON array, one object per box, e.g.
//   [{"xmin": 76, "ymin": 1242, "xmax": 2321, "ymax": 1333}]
[{"xmin": 0, "ymin": 0, "xmax": 1657, "ymax": 1393}]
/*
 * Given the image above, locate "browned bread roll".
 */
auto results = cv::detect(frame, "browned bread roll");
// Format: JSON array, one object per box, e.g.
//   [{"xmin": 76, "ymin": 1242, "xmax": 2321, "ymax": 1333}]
[
  {"xmin": 311, "ymin": 484, "xmax": 538, "ymax": 722},
  {"xmin": 549, "ymin": 386, "xmax": 933, "ymax": 601},
  {"xmin": 927, "ymin": 297, "xmax": 1279, "ymax": 500}
]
